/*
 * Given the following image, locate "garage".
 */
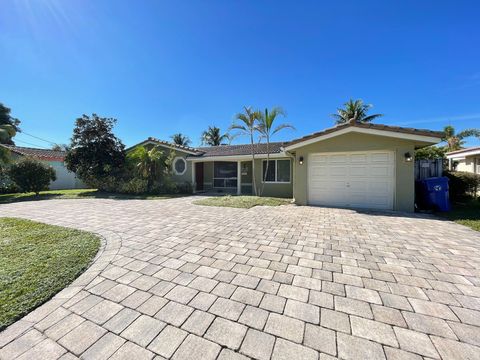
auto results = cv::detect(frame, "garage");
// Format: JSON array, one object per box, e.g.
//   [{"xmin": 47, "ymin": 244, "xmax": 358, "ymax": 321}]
[{"xmin": 308, "ymin": 150, "xmax": 395, "ymax": 210}]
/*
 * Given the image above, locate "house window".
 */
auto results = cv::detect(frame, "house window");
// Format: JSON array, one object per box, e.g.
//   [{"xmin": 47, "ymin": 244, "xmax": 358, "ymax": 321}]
[
  {"xmin": 213, "ymin": 161, "xmax": 237, "ymax": 188},
  {"xmin": 173, "ymin": 157, "xmax": 187, "ymax": 175},
  {"xmin": 262, "ymin": 159, "xmax": 291, "ymax": 183}
]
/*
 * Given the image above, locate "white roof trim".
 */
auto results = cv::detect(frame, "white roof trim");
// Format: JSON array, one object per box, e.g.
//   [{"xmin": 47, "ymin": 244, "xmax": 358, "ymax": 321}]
[
  {"xmin": 188, "ymin": 153, "xmax": 288, "ymax": 162},
  {"xmin": 284, "ymin": 127, "xmax": 441, "ymax": 151},
  {"xmin": 135, "ymin": 140, "xmax": 199, "ymax": 155},
  {"xmin": 446, "ymin": 149, "xmax": 480, "ymax": 159}
]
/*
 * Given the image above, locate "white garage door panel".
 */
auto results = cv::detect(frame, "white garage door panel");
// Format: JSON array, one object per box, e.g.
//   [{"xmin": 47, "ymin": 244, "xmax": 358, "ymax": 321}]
[{"xmin": 308, "ymin": 151, "xmax": 395, "ymax": 210}]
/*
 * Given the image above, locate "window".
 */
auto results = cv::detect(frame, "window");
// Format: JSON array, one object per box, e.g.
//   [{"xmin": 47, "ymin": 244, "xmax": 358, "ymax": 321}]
[
  {"xmin": 262, "ymin": 159, "xmax": 291, "ymax": 183},
  {"xmin": 213, "ymin": 162, "xmax": 237, "ymax": 188},
  {"xmin": 173, "ymin": 157, "xmax": 187, "ymax": 175}
]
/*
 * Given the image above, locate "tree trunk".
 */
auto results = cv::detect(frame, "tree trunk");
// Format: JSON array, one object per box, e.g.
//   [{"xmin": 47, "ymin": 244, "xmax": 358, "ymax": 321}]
[
  {"xmin": 260, "ymin": 135, "xmax": 270, "ymax": 197},
  {"xmin": 250, "ymin": 132, "xmax": 257, "ymax": 196}
]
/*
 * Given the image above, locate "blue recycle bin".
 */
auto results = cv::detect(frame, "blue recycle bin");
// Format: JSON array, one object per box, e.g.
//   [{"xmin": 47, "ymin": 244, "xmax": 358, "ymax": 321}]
[{"xmin": 416, "ymin": 177, "xmax": 451, "ymax": 212}]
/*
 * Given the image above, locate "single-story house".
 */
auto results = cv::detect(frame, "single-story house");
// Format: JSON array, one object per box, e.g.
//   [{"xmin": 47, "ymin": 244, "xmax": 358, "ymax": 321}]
[
  {"xmin": 446, "ymin": 147, "xmax": 480, "ymax": 174},
  {"xmin": 132, "ymin": 121, "xmax": 443, "ymax": 212},
  {"xmin": 0, "ymin": 144, "xmax": 85, "ymax": 190}
]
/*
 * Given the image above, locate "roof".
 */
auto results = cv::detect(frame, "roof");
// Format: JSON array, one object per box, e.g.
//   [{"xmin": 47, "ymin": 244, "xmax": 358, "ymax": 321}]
[
  {"xmin": 194, "ymin": 142, "xmax": 285, "ymax": 157},
  {"xmin": 446, "ymin": 146, "xmax": 480, "ymax": 158},
  {"xmin": 0, "ymin": 144, "xmax": 66, "ymax": 161},
  {"xmin": 286, "ymin": 122, "xmax": 444, "ymax": 148},
  {"xmin": 131, "ymin": 122, "xmax": 444, "ymax": 159}
]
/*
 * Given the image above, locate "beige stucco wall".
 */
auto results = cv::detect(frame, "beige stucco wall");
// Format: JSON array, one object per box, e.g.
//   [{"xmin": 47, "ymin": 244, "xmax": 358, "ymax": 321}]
[{"xmin": 290, "ymin": 132, "xmax": 417, "ymax": 212}]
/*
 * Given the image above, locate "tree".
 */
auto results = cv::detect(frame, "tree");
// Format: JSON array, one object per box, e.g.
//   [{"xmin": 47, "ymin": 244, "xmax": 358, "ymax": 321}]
[
  {"xmin": 126, "ymin": 145, "xmax": 168, "ymax": 189},
  {"xmin": 170, "ymin": 133, "xmax": 191, "ymax": 147},
  {"xmin": 65, "ymin": 114, "xmax": 125, "ymax": 189},
  {"xmin": 442, "ymin": 125, "xmax": 480, "ymax": 151},
  {"xmin": 8, "ymin": 157, "xmax": 56, "ymax": 195},
  {"xmin": 258, "ymin": 107, "xmax": 295, "ymax": 195},
  {"xmin": 201, "ymin": 126, "xmax": 229, "ymax": 146},
  {"xmin": 331, "ymin": 99, "xmax": 383, "ymax": 125},
  {"xmin": 0, "ymin": 103, "xmax": 21, "ymax": 145},
  {"xmin": 415, "ymin": 145, "xmax": 447, "ymax": 160},
  {"xmin": 51, "ymin": 144, "xmax": 69, "ymax": 151},
  {"xmin": 230, "ymin": 106, "xmax": 262, "ymax": 195}
]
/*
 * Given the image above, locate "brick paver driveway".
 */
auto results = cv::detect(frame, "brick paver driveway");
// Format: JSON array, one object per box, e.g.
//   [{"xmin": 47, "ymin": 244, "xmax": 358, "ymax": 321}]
[{"xmin": 1, "ymin": 197, "xmax": 480, "ymax": 360}]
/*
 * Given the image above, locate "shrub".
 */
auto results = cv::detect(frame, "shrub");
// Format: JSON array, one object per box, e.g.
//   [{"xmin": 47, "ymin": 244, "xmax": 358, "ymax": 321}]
[
  {"xmin": 8, "ymin": 158, "xmax": 56, "ymax": 195},
  {"xmin": 444, "ymin": 171, "xmax": 480, "ymax": 200},
  {"xmin": 118, "ymin": 178, "xmax": 149, "ymax": 194},
  {"xmin": 0, "ymin": 178, "xmax": 19, "ymax": 194}
]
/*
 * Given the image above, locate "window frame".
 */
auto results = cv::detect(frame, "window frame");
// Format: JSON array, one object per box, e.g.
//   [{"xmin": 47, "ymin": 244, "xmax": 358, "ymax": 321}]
[
  {"xmin": 173, "ymin": 157, "xmax": 187, "ymax": 176},
  {"xmin": 261, "ymin": 159, "xmax": 291, "ymax": 184}
]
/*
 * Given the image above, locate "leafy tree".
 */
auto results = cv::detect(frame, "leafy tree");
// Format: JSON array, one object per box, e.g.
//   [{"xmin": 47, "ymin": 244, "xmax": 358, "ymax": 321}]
[
  {"xmin": 0, "ymin": 103, "xmax": 21, "ymax": 145},
  {"xmin": 201, "ymin": 126, "xmax": 228, "ymax": 146},
  {"xmin": 170, "ymin": 133, "xmax": 191, "ymax": 147},
  {"xmin": 331, "ymin": 99, "xmax": 383, "ymax": 125},
  {"xmin": 51, "ymin": 144, "xmax": 69, "ymax": 151},
  {"xmin": 258, "ymin": 107, "xmax": 295, "ymax": 195},
  {"xmin": 230, "ymin": 106, "xmax": 262, "ymax": 195},
  {"xmin": 65, "ymin": 114, "xmax": 125, "ymax": 189},
  {"xmin": 442, "ymin": 125, "xmax": 480, "ymax": 151},
  {"xmin": 126, "ymin": 145, "xmax": 168, "ymax": 190},
  {"xmin": 414, "ymin": 146, "xmax": 447, "ymax": 160},
  {"xmin": 8, "ymin": 157, "xmax": 56, "ymax": 195}
]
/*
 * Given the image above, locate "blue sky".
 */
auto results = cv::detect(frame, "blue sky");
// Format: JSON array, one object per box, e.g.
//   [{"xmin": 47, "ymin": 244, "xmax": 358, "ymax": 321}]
[{"xmin": 1, "ymin": 0, "xmax": 479, "ymax": 148}]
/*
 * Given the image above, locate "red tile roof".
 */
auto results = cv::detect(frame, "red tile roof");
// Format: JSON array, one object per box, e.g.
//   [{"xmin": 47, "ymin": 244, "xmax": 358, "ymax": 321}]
[{"xmin": 0, "ymin": 144, "xmax": 66, "ymax": 161}]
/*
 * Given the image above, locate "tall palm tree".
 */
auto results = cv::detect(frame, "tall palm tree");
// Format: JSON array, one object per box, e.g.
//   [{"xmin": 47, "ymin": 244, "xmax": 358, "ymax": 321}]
[
  {"xmin": 170, "ymin": 133, "xmax": 191, "ymax": 147},
  {"xmin": 230, "ymin": 106, "xmax": 262, "ymax": 195},
  {"xmin": 127, "ymin": 145, "xmax": 167, "ymax": 189},
  {"xmin": 331, "ymin": 99, "xmax": 383, "ymax": 124},
  {"xmin": 201, "ymin": 126, "xmax": 228, "ymax": 146},
  {"xmin": 443, "ymin": 125, "xmax": 480, "ymax": 151},
  {"xmin": 258, "ymin": 107, "xmax": 295, "ymax": 196}
]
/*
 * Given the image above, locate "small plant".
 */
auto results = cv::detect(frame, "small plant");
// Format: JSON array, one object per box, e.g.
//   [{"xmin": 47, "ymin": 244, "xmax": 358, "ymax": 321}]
[
  {"xmin": 8, "ymin": 157, "xmax": 56, "ymax": 195},
  {"xmin": 444, "ymin": 171, "xmax": 480, "ymax": 200}
]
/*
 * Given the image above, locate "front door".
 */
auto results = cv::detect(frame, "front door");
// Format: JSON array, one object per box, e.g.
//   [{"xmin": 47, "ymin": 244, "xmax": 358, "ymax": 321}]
[{"xmin": 195, "ymin": 162, "xmax": 204, "ymax": 191}]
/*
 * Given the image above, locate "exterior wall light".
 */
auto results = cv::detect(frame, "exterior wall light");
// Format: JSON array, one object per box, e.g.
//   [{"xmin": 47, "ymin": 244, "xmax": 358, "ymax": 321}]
[
  {"xmin": 404, "ymin": 152, "xmax": 413, "ymax": 162},
  {"xmin": 299, "ymin": 156, "xmax": 304, "ymax": 165}
]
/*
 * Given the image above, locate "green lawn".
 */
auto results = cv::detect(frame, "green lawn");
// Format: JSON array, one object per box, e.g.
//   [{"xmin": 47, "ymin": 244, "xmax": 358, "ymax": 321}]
[
  {"xmin": 0, "ymin": 218, "xmax": 101, "ymax": 330},
  {"xmin": 441, "ymin": 199, "xmax": 480, "ymax": 231},
  {"xmin": 194, "ymin": 195, "xmax": 291, "ymax": 209},
  {"xmin": 0, "ymin": 189, "xmax": 185, "ymax": 204}
]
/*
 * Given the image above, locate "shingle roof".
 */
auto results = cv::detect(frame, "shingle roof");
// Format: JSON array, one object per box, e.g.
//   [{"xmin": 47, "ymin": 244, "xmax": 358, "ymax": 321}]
[
  {"xmin": 131, "ymin": 137, "xmax": 202, "ymax": 154},
  {"xmin": 286, "ymin": 122, "xmax": 444, "ymax": 147},
  {"xmin": 194, "ymin": 142, "xmax": 285, "ymax": 157},
  {"xmin": 0, "ymin": 144, "xmax": 66, "ymax": 161}
]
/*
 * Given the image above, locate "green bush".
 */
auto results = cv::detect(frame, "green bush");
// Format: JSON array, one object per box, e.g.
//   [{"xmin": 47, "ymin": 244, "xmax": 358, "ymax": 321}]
[
  {"xmin": 118, "ymin": 178, "xmax": 149, "ymax": 194},
  {"xmin": 444, "ymin": 171, "xmax": 480, "ymax": 200},
  {"xmin": 8, "ymin": 158, "xmax": 56, "ymax": 195},
  {"xmin": 0, "ymin": 178, "xmax": 19, "ymax": 194}
]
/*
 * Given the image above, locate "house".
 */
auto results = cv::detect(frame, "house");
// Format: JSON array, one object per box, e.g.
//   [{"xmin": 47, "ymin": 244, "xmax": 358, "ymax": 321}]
[
  {"xmin": 0, "ymin": 144, "xmax": 85, "ymax": 190},
  {"xmin": 132, "ymin": 121, "xmax": 443, "ymax": 212},
  {"xmin": 446, "ymin": 147, "xmax": 480, "ymax": 174}
]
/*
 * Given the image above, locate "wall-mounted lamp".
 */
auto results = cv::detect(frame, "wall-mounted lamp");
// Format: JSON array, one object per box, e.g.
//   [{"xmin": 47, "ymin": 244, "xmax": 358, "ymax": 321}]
[
  {"xmin": 404, "ymin": 152, "xmax": 413, "ymax": 162},
  {"xmin": 299, "ymin": 156, "xmax": 304, "ymax": 165}
]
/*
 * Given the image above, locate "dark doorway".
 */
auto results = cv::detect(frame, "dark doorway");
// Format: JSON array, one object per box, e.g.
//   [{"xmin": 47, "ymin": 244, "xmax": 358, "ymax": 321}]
[{"xmin": 195, "ymin": 162, "xmax": 204, "ymax": 191}]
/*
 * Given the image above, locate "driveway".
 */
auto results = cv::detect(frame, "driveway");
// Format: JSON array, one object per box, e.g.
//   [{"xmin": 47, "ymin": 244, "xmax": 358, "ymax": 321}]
[{"xmin": 1, "ymin": 197, "xmax": 480, "ymax": 360}]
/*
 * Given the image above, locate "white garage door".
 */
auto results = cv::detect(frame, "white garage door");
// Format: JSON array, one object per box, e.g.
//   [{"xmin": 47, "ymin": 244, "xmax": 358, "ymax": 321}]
[{"xmin": 308, "ymin": 151, "xmax": 395, "ymax": 210}]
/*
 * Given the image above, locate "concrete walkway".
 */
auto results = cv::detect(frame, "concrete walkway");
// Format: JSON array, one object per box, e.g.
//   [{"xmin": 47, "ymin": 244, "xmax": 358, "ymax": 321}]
[{"xmin": 1, "ymin": 196, "xmax": 480, "ymax": 360}]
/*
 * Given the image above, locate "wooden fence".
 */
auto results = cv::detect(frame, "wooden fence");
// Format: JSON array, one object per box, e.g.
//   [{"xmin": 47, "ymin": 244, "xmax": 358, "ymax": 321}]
[{"xmin": 414, "ymin": 159, "xmax": 443, "ymax": 180}]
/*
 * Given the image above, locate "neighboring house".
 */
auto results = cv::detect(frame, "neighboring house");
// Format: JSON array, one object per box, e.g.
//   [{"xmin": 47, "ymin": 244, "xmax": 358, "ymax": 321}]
[
  {"xmin": 0, "ymin": 145, "xmax": 85, "ymax": 190},
  {"xmin": 131, "ymin": 121, "xmax": 443, "ymax": 212},
  {"xmin": 446, "ymin": 147, "xmax": 480, "ymax": 174}
]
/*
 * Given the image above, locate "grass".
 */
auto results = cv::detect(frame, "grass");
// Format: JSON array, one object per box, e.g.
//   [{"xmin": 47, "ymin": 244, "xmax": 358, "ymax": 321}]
[
  {"xmin": 440, "ymin": 198, "xmax": 480, "ymax": 231},
  {"xmin": 0, "ymin": 218, "xmax": 101, "ymax": 330},
  {"xmin": 194, "ymin": 195, "xmax": 291, "ymax": 209},
  {"xmin": 0, "ymin": 189, "xmax": 185, "ymax": 204}
]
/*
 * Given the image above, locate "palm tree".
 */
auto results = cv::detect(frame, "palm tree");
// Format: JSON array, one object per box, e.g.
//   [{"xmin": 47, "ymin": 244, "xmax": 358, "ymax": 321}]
[
  {"xmin": 331, "ymin": 99, "xmax": 383, "ymax": 124},
  {"xmin": 171, "ymin": 133, "xmax": 191, "ymax": 147},
  {"xmin": 230, "ymin": 106, "xmax": 262, "ymax": 195},
  {"xmin": 201, "ymin": 126, "xmax": 228, "ymax": 146},
  {"xmin": 258, "ymin": 107, "xmax": 295, "ymax": 196},
  {"xmin": 443, "ymin": 125, "xmax": 480, "ymax": 151},
  {"xmin": 127, "ymin": 145, "xmax": 167, "ymax": 189}
]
